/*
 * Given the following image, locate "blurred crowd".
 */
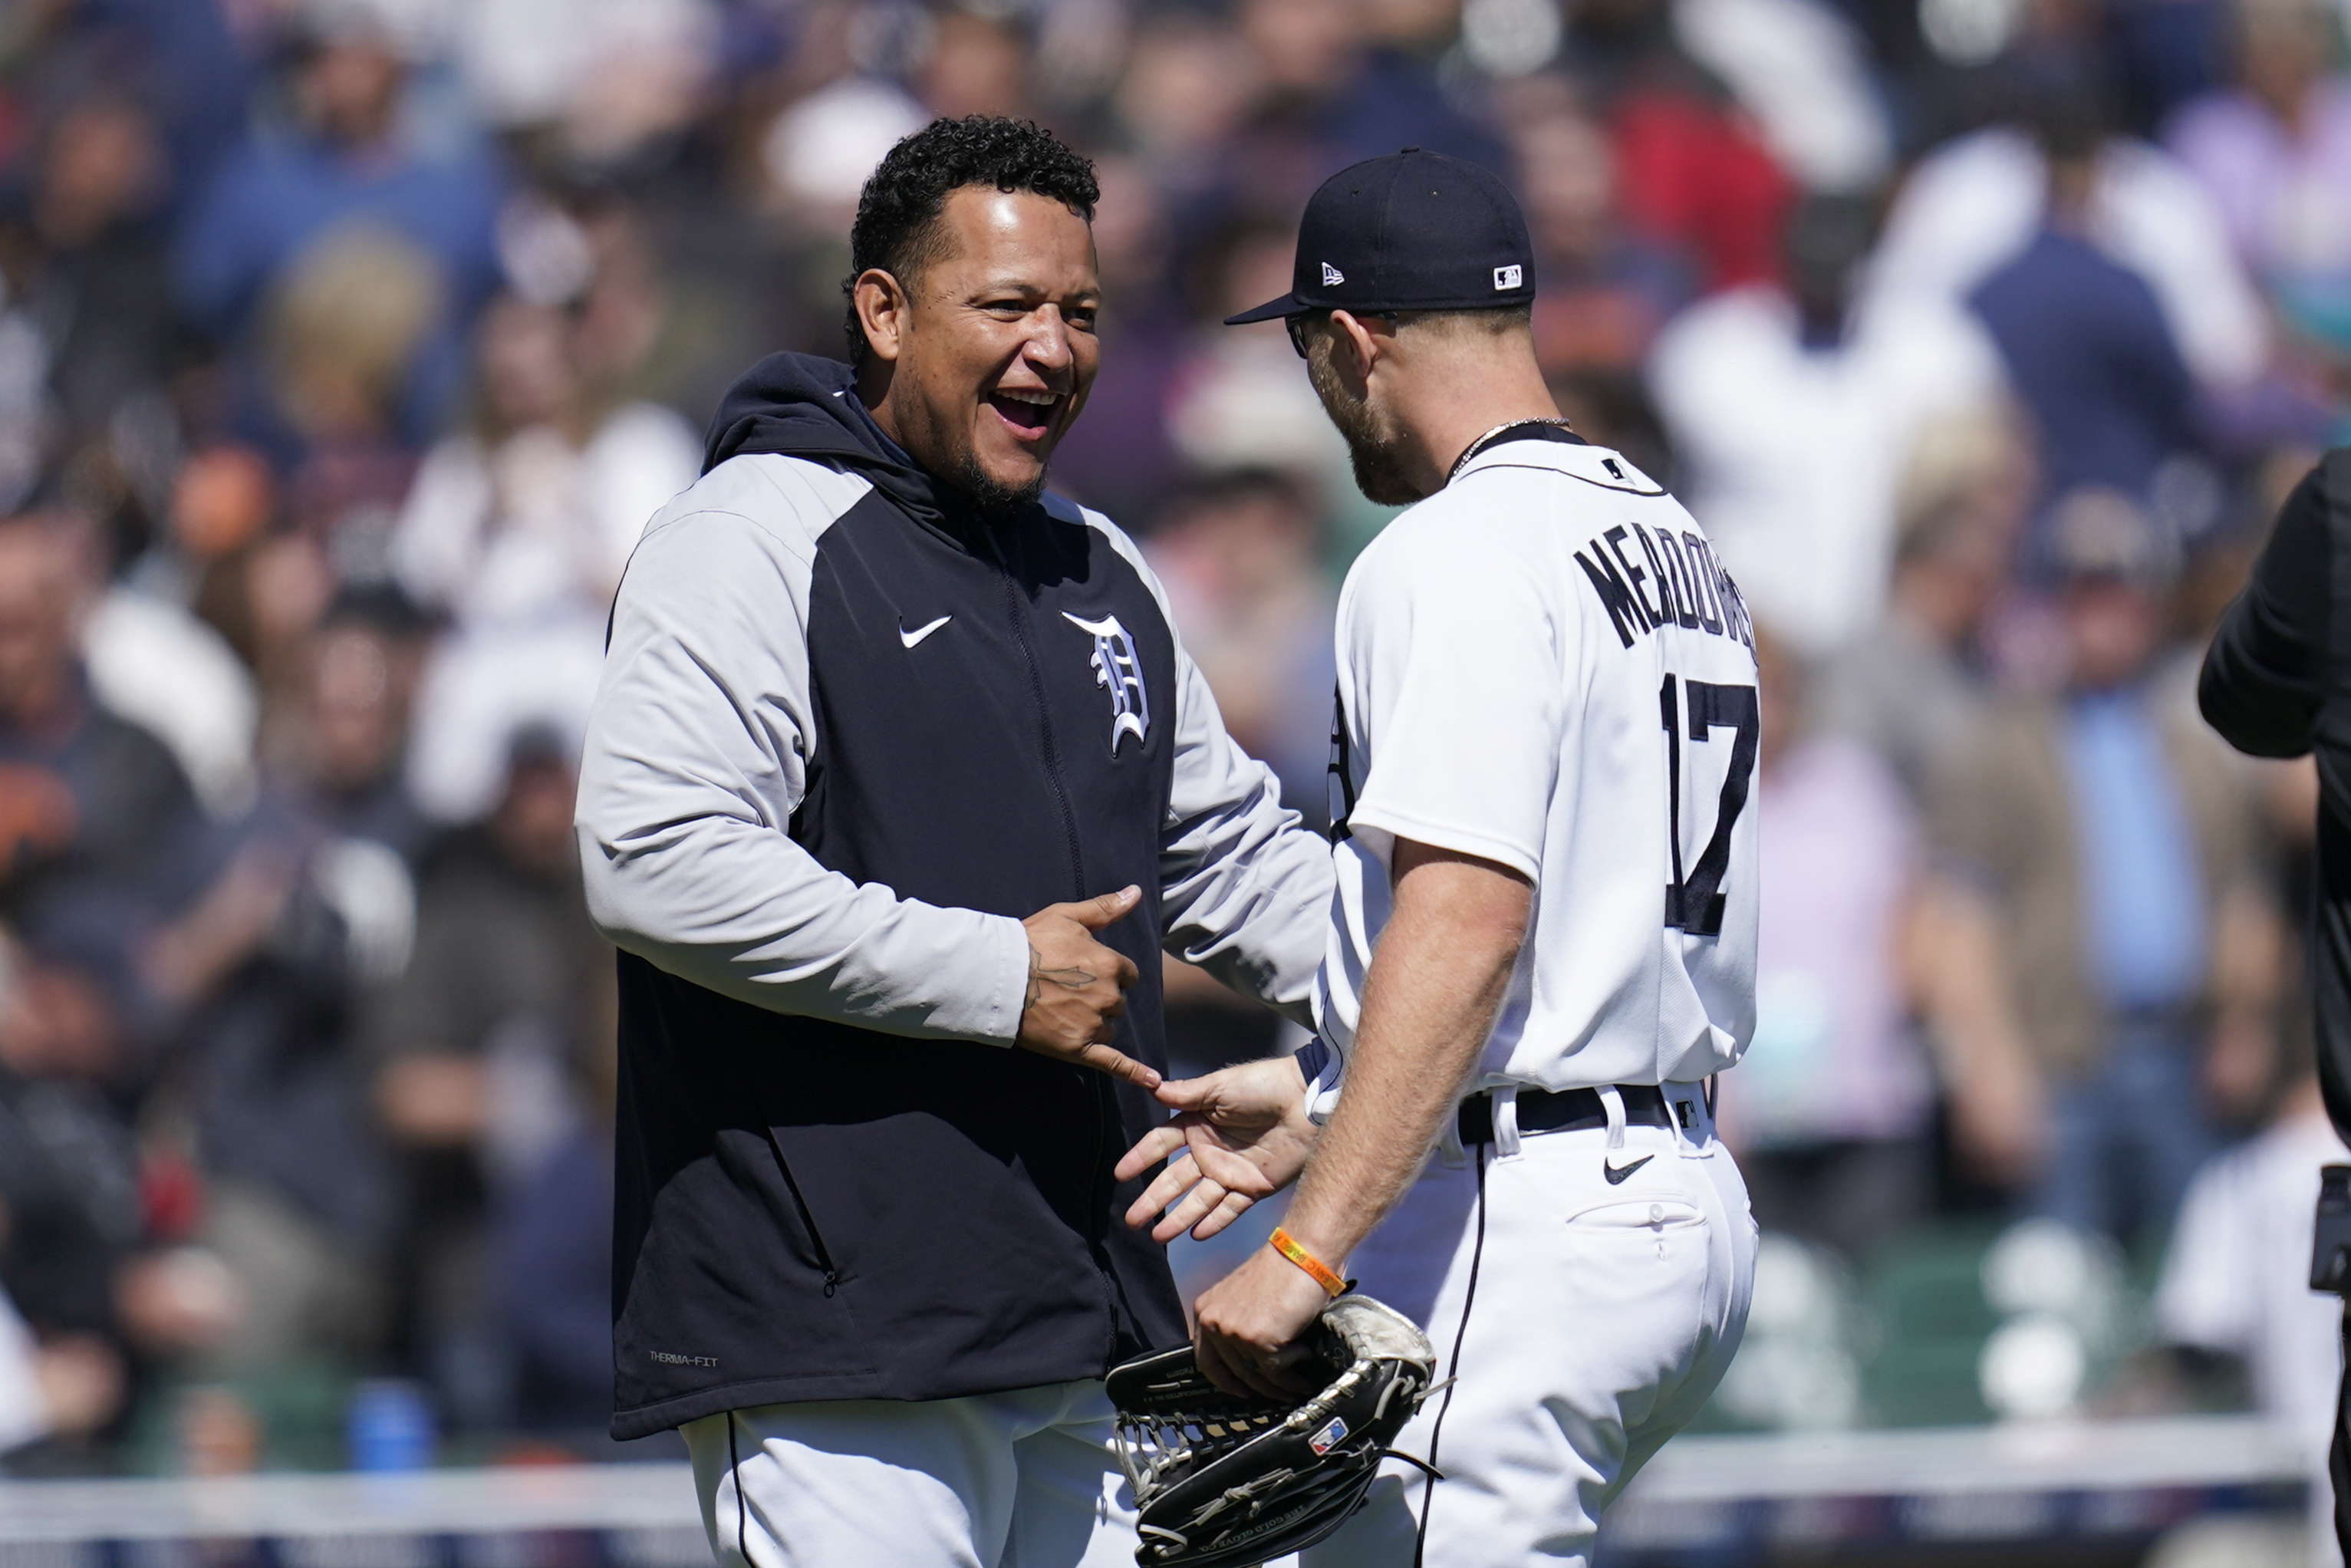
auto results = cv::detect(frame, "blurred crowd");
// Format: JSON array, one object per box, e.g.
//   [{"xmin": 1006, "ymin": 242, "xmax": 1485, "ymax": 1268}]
[{"xmin": 0, "ymin": 0, "xmax": 2346, "ymax": 1477}]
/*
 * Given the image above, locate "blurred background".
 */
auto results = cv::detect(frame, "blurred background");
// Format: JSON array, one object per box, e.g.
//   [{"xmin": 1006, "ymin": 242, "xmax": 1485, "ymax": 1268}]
[{"xmin": 0, "ymin": 0, "xmax": 2344, "ymax": 1561}]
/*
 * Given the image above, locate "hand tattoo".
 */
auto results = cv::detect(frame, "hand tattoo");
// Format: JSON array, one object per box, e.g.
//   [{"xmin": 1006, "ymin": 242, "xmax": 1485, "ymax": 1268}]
[{"xmin": 1026, "ymin": 944, "xmax": 1098, "ymax": 1009}]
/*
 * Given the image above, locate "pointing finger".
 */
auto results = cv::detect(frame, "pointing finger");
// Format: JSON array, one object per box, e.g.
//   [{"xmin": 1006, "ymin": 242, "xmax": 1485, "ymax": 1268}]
[{"xmin": 1076, "ymin": 1042, "xmax": 1160, "ymax": 1091}]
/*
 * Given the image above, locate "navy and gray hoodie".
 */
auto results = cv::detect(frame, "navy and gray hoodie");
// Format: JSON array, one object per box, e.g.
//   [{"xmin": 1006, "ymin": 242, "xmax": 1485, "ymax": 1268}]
[{"xmin": 577, "ymin": 354, "xmax": 1332, "ymax": 1438}]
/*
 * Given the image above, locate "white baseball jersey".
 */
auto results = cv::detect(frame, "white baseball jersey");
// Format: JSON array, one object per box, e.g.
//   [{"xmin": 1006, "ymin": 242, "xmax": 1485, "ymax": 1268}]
[{"xmin": 1312, "ymin": 430, "xmax": 1760, "ymax": 1095}]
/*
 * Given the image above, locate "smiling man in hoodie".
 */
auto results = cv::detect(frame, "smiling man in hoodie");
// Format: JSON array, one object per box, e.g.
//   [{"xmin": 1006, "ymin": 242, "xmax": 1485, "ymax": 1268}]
[{"xmin": 574, "ymin": 117, "xmax": 1334, "ymax": 1568}]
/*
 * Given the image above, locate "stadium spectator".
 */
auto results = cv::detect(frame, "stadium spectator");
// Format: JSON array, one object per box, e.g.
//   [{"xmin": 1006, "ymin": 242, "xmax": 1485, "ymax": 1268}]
[
  {"xmin": 1513, "ymin": 94, "xmax": 1697, "ymax": 380},
  {"xmin": 255, "ymin": 228, "xmax": 441, "ymax": 567},
  {"xmin": 81, "ymin": 575, "xmax": 258, "ymax": 826},
  {"xmin": 1561, "ymin": 0, "xmax": 1795, "ymax": 290},
  {"xmin": 1651, "ymin": 192, "xmax": 2004, "ymax": 655},
  {"xmin": 1814, "ymin": 408, "xmax": 2028, "ymax": 796},
  {"xmin": 1873, "ymin": 74, "xmax": 2272, "ymax": 398},
  {"xmin": 1164, "ymin": 217, "xmax": 1357, "ymax": 541},
  {"xmin": 369, "ymin": 729, "xmax": 610, "ymax": 1431},
  {"xmin": 2157, "ymin": 1061, "xmax": 2348, "ymax": 1453},
  {"xmin": 16, "ymin": 0, "xmax": 253, "ymax": 210},
  {"xmin": 0, "ymin": 949, "xmax": 147, "ymax": 1347},
  {"xmin": 446, "ymin": 0, "xmax": 716, "ymax": 163},
  {"xmin": 1921, "ymin": 488, "xmax": 2278, "ymax": 1248},
  {"xmin": 915, "ymin": 8, "xmax": 1033, "ymax": 121},
  {"xmin": 390, "ymin": 289, "xmax": 698, "ymax": 632},
  {"xmin": 1142, "ymin": 468, "xmax": 1335, "ymax": 822},
  {"xmin": 6, "ymin": 91, "xmax": 180, "ymax": 514},
  {"xmin": 393, "ymin": 202, "xmax": 690, "ymax": 828},
  {"xmin": 0, "ymin": 509, "xmax": 212, "ymax": 947},
  {"xmin": 1731, "ymin": 628, "xmax": 1934, "ymax": 1262},
  {"xmin": 176, "ymin": 592, "xmax": 437, "ymax": 1375},
  {"xmin": 1232, "ymin": 0, "xmax": 1506, "ymax": 177},
  {"xmin": 173, "ymin": 10, "xmax": 502, "ymax": 456},
  {"xmin": 280, "ymin": 588, "xmax": 433, "ymax": 866},
  {"xmin": 489, "ymin": 1090, "xmax": 614, "ymax": 1437},
  {"xmin": 1968, "ymin": 100, "xmax": 2196, "ymax": 520},
  {"xmin": 0, "ymin": 1284, "xmax": 121, "ymax": 1458},
  {"xmin": 1671, "ymin": 0, "xmax": 1895, "ymax": 195},
  {"xmin": 2165, "ymin": 0, "xmax": 2351, "ymax": 348}
]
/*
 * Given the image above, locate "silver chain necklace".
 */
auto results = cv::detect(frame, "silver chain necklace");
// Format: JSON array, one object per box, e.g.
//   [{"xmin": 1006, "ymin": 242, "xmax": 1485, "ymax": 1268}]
[{"xmin": 1446, "ymin": 417, "xmax": 1576, "ymax": 485}]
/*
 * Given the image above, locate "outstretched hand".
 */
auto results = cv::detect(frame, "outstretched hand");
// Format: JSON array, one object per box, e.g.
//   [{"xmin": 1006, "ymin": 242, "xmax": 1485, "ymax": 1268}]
[
  {"xmin": 1115, "ymin": 1055, "xmax": 1317, "ymax": 1241},
  {"xmin": 1017, "ymin": 887, "xmax": 1155, "ymax": 1088}
]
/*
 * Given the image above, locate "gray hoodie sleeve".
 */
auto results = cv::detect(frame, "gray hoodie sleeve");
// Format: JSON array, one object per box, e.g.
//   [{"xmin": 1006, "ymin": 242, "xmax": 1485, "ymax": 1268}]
[{"xmin": 575, "ymin": 456, "xmax": 1032, "ymax": 1042}]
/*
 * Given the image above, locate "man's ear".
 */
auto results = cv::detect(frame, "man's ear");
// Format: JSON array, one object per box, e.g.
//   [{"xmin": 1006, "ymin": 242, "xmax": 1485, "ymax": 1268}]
[
  {"xmin": 1327, "ymin": 309, "xmax": 1385, "ymax": 394},
  {"xmin": 854, "ymin": 269, "xmax": 910, "ymax": 363}
]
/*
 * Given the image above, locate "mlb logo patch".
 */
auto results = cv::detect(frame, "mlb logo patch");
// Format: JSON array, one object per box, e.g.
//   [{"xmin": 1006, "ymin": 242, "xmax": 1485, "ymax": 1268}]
[
  {"xmin": 1309, "ymin": 1417, "xmax": 1348, "ymax": 1456},
  {"xmin": 1493, "ymin": 264, "xmax": 1524, "ymax": 291},
  {"xmin": 1322, "ymin": 262, "xmax": 1346, "ymax": 286}
]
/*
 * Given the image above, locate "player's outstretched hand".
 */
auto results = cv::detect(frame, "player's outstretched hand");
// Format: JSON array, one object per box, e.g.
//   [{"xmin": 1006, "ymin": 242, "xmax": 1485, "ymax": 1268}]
[
  {"xmin": 1115, "ymin": 1056, "xmax": 1317, "ymax": 1242},
  {"xmin": 1018, "ymin": 887, "xmax": 1156, "ymax": 1089}
]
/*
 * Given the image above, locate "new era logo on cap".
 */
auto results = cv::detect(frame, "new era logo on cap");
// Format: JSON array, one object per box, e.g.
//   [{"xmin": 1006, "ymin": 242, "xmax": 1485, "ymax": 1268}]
[
  {"xmin": 1322, "ymin": 262, "xmax": 1345, "ymax": 285},
  {"xmin": 1493, "ymin": 264, "xmax": 1523, "ymax": 291}
]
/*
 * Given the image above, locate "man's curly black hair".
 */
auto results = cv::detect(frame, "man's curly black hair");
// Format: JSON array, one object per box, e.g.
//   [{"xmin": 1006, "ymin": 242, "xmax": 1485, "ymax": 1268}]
[{"xmin": 843, "ymin": 116, "xmax": 1099, "ymax": 364}]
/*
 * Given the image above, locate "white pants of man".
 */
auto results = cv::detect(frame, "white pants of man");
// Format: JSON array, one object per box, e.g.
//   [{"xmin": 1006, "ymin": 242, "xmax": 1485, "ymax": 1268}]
[
  {"xmin": 682, "ymin": 1379, "xmax": 1137, "ymax": 1568},
  {"xmin": 1299, "ymin": 1082, "xmax": 1756, "ymax": 1568}
]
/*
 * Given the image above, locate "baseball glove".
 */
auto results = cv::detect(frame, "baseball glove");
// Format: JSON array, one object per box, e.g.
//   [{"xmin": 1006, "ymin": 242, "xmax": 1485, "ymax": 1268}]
[{"xmin": 1107, "ymin": 1293, "xmax": 1440, "ymax": 1568}]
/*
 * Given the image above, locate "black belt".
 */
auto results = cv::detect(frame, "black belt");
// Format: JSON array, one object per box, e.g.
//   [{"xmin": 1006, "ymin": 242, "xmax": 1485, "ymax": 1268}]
[{"xmin": 1456, "ymin": 1084, "xmax": 1676, "ymax": 1145}]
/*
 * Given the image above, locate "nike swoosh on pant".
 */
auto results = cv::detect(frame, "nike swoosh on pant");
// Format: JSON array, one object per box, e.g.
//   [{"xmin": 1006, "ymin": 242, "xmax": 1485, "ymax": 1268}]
[
  {"xmin": 899, "ymin": 615, "xmax": 950, "ymax": 648},
  {"xmin": 1602, "ymin": 1155, "xmax": 1654, "ymax": 1184}
]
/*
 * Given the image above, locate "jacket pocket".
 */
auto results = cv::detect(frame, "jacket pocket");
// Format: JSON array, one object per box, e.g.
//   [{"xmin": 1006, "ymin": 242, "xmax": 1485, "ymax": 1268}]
[
  {"xmin": 613, "ymin": 1135, "xmax": 874, "ymax": 1408},
  {"xmin": 761, "ymin": 1126, "xmax": 845, "ymax": 1297}
]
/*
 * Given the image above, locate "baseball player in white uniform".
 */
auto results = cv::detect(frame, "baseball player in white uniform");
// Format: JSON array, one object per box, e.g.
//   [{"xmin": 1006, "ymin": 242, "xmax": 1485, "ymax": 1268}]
[{"xmin": 1117, "ymin": 150, "xmax": 1760, "ymax": 1566}]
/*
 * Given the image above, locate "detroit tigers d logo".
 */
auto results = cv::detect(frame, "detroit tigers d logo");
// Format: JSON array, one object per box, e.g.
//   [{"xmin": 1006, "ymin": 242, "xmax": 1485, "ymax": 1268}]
[{"xmin": 1062, "ymin": 611, "xmax": 1150, "ymax": 755}]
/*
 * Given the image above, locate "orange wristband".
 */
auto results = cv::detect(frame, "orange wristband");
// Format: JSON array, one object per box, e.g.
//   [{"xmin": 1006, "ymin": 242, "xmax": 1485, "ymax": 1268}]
[{"xmin": 1268, "ymin": 1227, "xmax": 1347, "ymax": 1299}]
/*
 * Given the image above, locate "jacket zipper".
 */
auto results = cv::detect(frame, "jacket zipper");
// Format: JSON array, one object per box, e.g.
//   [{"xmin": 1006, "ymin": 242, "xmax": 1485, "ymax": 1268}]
[
  {"xmin": 763, "ymin": 1128, "xmax": 842, "ymax": 1298},
  {"xmin": 985, "ymin": 528, "xmax": 1118, "ymax": 1342},
  {"xmin": 994, "ymin": 567, "xmax": 1088, "ymax": 898}
]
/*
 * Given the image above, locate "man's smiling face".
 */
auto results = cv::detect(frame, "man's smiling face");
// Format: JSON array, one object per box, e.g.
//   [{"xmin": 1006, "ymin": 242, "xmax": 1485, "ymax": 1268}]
[{"xmin": 863, "ymin": 187, "xmax": 1099, "ymax": 515}]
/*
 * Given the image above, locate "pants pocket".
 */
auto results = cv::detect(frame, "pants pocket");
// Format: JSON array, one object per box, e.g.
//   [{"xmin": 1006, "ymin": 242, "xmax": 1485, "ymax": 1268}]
[{"xmin": 1563, "ymin": 1195, "xmax": 1709, "ymax": 1235}]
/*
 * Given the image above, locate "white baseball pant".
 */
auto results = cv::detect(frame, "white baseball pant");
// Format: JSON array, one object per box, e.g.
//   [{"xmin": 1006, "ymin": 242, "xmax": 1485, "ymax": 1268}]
[
  {"xmin": 1299, "ymin": 1081, "xmax": 1756, "ymax": 1568},
  {"xmin": 682, "ymin": 1379, "xmax": 1138, "ymax": 1568}
]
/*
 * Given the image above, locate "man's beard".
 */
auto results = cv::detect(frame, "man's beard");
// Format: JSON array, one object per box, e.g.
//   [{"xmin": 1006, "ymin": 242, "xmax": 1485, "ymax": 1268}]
[
  {"xmin": 1306, "ymin": 344, "xmax": 1421, "ymax": 506},
  {"xmin": 948, "ymin": 446, "xmax": 1049, "ymax": 521}
]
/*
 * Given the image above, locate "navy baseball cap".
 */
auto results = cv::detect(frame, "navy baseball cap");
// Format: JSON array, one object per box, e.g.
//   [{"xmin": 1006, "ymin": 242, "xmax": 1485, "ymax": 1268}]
[{"xmin": 1224, "ymin": 148, "xmax": 1536, "ymax": 325}]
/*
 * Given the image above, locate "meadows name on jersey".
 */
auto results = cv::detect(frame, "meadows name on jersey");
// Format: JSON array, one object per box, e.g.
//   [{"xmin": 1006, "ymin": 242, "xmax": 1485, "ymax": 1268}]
[{"xmin": 1573, "ymin": 520, "xmax": 1755, "ymax": 654}]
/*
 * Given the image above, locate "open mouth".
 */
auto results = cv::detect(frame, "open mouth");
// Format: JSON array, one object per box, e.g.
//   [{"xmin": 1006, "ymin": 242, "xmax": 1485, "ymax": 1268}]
[{"xmin": 986, "ymin": 387, "xmax": 1062, "ymax": 438}]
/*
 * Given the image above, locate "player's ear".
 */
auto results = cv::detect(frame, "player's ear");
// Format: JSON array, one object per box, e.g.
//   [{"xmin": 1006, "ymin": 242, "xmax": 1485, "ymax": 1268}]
[
  {"xmin": 1328, "ymin": 309, "xmax": 1381, "ymax": 390},
  {"xmin": 854, "ymin": 269, "xmax": 911, "ymax": 364}
]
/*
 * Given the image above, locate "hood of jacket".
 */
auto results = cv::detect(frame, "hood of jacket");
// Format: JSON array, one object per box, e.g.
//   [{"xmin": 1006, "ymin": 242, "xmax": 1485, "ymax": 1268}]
[{"xmin": 703, "ymin": 351, "xmax": 978, "ymax": 539}]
